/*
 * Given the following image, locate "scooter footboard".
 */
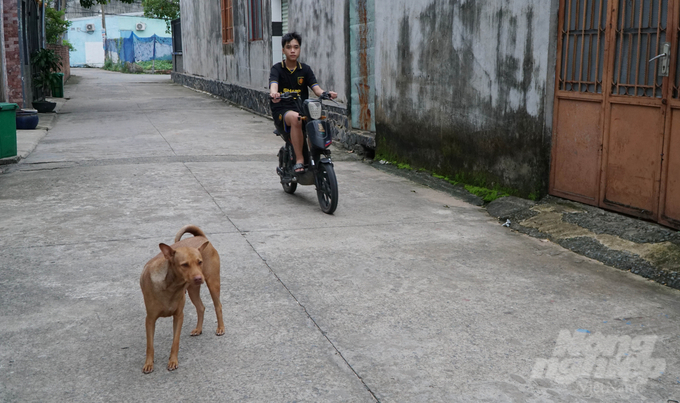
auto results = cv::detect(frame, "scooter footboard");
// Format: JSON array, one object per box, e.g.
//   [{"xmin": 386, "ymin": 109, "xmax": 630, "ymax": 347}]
[{"xmin": 296, "ymin": 171, "xmax": 315, "ymax": 186}]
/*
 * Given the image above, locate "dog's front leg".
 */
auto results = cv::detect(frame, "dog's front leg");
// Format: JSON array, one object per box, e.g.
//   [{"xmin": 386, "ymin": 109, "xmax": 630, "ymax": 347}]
[
  {"xmin": 142, "ymin": 315, "xmax": 157, "ymax": 373},
  {"xmin": 167, "ymin": 310, "xmax": 184, "ymax": 371},
  {"xmin": 187, "ymin": 285, "xmax": 205, "ymax": 336}
]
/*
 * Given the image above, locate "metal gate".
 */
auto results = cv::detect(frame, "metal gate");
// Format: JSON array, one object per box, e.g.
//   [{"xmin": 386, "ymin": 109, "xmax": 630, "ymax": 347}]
[{"xmin": 550, "ymin": 0, "xmax": 680, "ymax": 229}]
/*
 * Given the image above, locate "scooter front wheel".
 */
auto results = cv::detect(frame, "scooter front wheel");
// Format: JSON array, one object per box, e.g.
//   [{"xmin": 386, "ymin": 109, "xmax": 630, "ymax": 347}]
[
  {"xmin": 282, "ymin": 179, "xmax": 297, "ymax": 194},
  {"xmin": 316, "ymin": 163, "xmax": 338, "ymax": 214},
  {"xmin": 279, "ymin": 145, "xmax": 297, "ymax": 194}
]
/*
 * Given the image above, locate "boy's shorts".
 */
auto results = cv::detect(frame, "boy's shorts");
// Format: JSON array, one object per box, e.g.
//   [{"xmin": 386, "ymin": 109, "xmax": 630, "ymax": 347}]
[{"xmin": 271, "ymin": 105, "xmax": 301, "ymax": 135}]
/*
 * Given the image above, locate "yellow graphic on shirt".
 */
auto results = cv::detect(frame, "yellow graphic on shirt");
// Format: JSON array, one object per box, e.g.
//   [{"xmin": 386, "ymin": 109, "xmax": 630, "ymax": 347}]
[{"xmin": 298, "ymin": 77, "xmax": 304, "ymax": 85}]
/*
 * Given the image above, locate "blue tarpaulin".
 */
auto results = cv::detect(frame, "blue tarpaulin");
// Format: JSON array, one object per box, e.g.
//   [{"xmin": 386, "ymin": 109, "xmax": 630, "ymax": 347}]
[{"xmin": 107, "ymin": 31, "xmax": 172, "ymax": 64}]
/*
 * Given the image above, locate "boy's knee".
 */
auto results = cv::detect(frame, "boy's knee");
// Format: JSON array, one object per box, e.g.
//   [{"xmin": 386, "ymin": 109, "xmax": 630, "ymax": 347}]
[{"xmin": 287, "ymin": 114, "xmax": 302, "ymax": 127}]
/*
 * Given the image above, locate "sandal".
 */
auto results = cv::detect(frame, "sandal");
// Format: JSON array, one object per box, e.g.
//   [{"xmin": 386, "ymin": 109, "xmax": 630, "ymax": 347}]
[{"xmin": 293, "ymin": 163, "xmax": 305, "ymax": 173}]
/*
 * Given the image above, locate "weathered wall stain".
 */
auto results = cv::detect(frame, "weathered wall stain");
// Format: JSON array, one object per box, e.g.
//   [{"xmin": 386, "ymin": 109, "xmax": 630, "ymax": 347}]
[
  {"xmin": 356, "ymin": 0, "xmax": 372, "ymax": 131},
  {"xmin": 376, "ymin": 1, "xmax": 555, "ymax": 197}
]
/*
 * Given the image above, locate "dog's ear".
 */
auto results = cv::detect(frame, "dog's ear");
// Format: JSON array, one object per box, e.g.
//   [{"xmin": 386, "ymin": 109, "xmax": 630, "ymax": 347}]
[
  {"xmin": 198, "ymin": 240, "xmax": 209, "ymax": 253},
  {"xmin": 159, "ymin": 243, "xmax": 175, "ymax": 260}
]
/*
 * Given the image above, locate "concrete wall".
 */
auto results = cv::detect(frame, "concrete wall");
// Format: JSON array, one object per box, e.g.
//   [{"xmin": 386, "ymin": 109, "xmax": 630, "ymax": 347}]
[
  {"xmin": 179, "ymin": 0, "xmax": 271, "ymax": 92},
  {"xmin": 286, "ymin": 0, "xmax": 348, "ymax": 104},
  {"xmin": 66, "ymin": 15, "xmax": 170, "ymax": 67},
  {"xmin": 375, "ymin": 0, "xmax": 558, "ymax": 196},
  {"xmin": 47, "ymin": 43, "xmax": 71, "ymax": 81}
]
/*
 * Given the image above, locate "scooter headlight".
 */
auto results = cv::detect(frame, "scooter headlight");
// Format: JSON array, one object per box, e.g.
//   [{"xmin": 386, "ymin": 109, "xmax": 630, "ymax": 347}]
[{"xmin": 306, "ymin": 100, "xmax": 322, "ymax": 120}]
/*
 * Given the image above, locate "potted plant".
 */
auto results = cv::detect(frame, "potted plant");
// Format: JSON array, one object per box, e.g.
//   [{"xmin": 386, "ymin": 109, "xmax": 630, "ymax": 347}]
[{"xmin": 31, "ymin": 48, "xmax": 62, "ymax": 113}]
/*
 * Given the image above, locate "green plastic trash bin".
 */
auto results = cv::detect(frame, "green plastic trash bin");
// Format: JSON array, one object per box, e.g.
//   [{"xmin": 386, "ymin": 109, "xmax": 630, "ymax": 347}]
[
  {"xmin": 0, "ymin": 103, "xmax": 18, "ymax": 159},
  {"xmin": 51, "ymin": 73, "xmax": 64, "ymax": 98}
]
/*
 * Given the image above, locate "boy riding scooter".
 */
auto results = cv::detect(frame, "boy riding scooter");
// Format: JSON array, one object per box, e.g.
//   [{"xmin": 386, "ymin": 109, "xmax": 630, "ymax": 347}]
[{"xmin": 269, "ymin": 32, "xmax": 337, "ymax": 174}]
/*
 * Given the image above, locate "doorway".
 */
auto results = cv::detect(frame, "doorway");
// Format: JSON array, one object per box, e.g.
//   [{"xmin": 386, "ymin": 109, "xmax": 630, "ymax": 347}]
[{"xmin": 550, "ymin": 0, "xmax": 680, "ymax": 229}]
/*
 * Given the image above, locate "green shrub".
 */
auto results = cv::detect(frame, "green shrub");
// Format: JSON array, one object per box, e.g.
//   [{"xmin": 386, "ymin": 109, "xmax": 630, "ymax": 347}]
[{"xmin": 31, "ymin": 48, "xmax": 62, "ymax": 101}]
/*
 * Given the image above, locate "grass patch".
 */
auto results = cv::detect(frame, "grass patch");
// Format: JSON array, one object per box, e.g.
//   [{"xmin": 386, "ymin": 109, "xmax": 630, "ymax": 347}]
[
  {"xmin": 464, "ymin": 185, "xmax": 510, "ymax": 203},
  {"xmin": 135, "ymin": 60, "xmax": 172, "ymax": 71},
  {"xmin": 432, "ymin": 173, "xmax": 459, "ymax": 186},
  {"xmin": 375, "ymin": 152, "xmax": 525, "ymax": 203}
]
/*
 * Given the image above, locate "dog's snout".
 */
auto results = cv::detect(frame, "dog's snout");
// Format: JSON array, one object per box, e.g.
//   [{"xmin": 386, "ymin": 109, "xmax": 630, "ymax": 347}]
[{"xmin": 193, "ymin": 275, "xmax": 204, "ymax": 284}]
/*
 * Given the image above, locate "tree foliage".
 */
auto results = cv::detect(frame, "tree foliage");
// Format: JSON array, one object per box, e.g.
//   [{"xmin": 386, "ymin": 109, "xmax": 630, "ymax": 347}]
[
  {"xmin": 78, "ymin": 0, "xmax": 136, "ymax": 8},
  {"xmin": 141, "ymin": 0, "xmax": 179, "ymax": 33},
  {"xmin": 45, "ymin": 5, "xmax": 71, "ymax": 45},
  {"xmin": 142, "ymin": 0, "xmax": 180, "ymax": 33},
  {"xmin": 142, "ymin": 0, "xmax": 179, "ymax": 21}
]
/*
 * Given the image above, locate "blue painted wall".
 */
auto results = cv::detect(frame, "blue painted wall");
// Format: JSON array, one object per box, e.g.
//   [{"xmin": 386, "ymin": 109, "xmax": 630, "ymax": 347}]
[{"xmin": 66, "ymin": 15, "xmax": 171, "ymax": 67}]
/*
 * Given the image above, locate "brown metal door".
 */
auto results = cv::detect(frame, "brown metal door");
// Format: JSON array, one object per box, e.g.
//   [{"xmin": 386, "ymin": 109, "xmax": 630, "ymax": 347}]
[
  {"xmin": 551, "ymin": 0, "xmax": 610, "ymax": 206},
  {"xmin": 601, "ymin": 0, "xmax": 670, "ymax": 221},
  {"xmin": 659, "ymin": 4, "xmax": 680, "ymax": 228},
  {"xmin": 550, "ymin": 0, "xmax": 680, "ymax": 229}
]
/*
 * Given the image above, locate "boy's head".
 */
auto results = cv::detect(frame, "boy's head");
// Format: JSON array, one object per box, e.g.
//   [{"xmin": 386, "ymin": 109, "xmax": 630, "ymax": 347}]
[{"xmin": 282, "ymin": 32, "xmax": 302, "ymax": 48}]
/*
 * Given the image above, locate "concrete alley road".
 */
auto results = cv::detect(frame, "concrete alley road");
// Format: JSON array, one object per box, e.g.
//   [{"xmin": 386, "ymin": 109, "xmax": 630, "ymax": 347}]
[{"xmin": 1, "ymin": 68, "xmax": 679, "ymax": 402}]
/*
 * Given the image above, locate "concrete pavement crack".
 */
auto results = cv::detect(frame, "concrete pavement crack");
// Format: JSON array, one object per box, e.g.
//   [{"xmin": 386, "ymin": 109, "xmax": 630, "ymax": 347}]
[
  {"xmin": 3, "ymin": 155, "xmax": 274, "ymax": 173},
  {"xmin": 247, "ymin": 244, "xmax": 381, "ymax": 403},
  {"xmin": 181, "ymin": 162, "xmax": 381, "ymax": 403},
  {"xmin": 143, "ymin": 109, "xmax": 178, "ymax": 156}
]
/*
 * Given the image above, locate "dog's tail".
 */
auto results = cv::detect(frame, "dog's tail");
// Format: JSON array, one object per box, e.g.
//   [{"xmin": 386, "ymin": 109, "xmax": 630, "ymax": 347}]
[{"xmin": 174, "ymin": 225, "xmax": 207, "ymax": 243}]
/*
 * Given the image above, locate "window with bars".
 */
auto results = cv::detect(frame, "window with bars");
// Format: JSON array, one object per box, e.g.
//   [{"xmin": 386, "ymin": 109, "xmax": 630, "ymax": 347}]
[
  {"xmin": 250, "ymin": 0, "xmax": 263, "ymax": 41},
  {"xmin": 612, "ymin": 0, "xmax": 667, "ymax": 98},
  {"xmin": 221, "ymin": 0, "xmax": 234, "ymax": 44},
  {"xmin": 559, "ymin": 0, "xmax": 608, "ymax": 94}
]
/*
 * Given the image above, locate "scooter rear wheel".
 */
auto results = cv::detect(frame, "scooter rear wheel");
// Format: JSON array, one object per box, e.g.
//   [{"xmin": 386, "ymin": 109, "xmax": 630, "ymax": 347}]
[{"xmin": 316, "ymin": 163, "xmax": 338, "ymax": 214}]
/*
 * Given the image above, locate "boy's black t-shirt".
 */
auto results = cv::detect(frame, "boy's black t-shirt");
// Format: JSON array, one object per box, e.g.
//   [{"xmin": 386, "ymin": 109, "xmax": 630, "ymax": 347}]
[{"xmin": 269, "ymin": 61, "xmax": 318, "ymax": 121}]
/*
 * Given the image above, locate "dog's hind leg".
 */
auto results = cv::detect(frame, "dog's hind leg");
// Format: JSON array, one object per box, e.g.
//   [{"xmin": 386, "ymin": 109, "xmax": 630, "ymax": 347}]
[
  {"xmin": 205, "ymin": 277, "xmax": 225, "ymax": 336},
  {"xmin": 187, "ymin": 285, "xmax": 205, "ymax": 336}
]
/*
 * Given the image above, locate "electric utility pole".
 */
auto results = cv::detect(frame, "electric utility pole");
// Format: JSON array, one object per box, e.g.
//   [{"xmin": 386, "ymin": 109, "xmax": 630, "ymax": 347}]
[{"xmin": 101, "ymin": 3, "xmax": 107, "ymax": 61}]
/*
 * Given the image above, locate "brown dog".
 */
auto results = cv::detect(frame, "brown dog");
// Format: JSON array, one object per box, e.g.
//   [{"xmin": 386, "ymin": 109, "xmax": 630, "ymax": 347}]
[{"xmin": 139, "ymin": 225, "xmax": 225, "ymax": 374}]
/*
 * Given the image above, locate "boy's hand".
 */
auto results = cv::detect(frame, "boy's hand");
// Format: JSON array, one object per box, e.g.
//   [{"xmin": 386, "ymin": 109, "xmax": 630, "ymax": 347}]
[
  {"xmin": 329, "ymin": 91, "xmax": 337, "ymax": 100},
  {"xmin": 270, "ymin": 92, "xmax": 280, "ymax": 103}
]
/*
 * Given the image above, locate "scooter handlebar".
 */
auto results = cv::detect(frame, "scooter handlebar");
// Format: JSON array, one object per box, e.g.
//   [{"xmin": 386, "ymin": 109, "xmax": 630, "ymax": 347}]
[{"xmin": 270, "ymin": 92, "xmax": 296, "ymax": 100}]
